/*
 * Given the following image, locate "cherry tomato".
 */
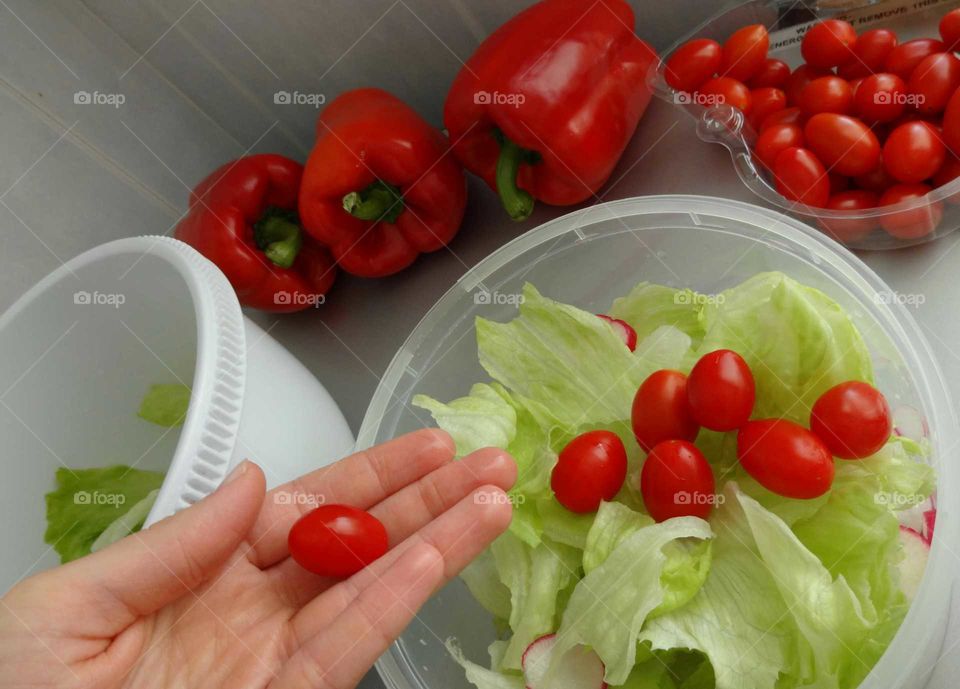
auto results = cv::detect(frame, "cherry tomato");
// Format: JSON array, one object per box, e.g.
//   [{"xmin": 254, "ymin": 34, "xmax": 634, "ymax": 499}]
[
  {"xmin": 721, "ymin": 24, "xmax": 769, "ymax": 82},
  {"xmin": 907, "ymin": 52, "xmax": 960, "ymax": 114},
  {"xmin": 802, "ymin": 19, "xmax": 857, "ymax": 68},
  {"xmin": 819, "ymin": 190, "xmax": 879, "ymax": 243},
  {"xmin": 737, "ymin": 419, "xmax": 835, "ymax": 499},
  {"xmin": 878, "ymin": 183, "xmax": 941, "ymax": 239},
  {"xmin": 854, "ymin": 159, "xmax": 896, "ymax": 191},
  {"xmin": 288, "ymin": 505, "xmax": 389, "ymax": 578},
  {"xmin": 799, "ymin": 76, "xmax": 853, "ymax": 116},
  {"xmin": 883, "ymin": 121, "xmax": 946, "ymax": 183},
  {"xmin": 665, "ymin": 38, "xmax": 723, "ymax": 93},
  {"xmin": 853, "ymin": 72, "xmax": 907, "ymax": 122},
  {"xmin": 829, "ymin": 172, "xmax": 850, "ymax": 194},
  {"xmin": 755, "ymin": 123, "xmax": 804, "ymax": 169},
  {"xmin": 884, "ymin": 38, "xmax": 946, "ymax": 79},
  {"xmin": 943, "ymin": 87, "xmax": 960, "ymax": 154},
  {"xmin": 774, "ymin": 147, "xmax": 830, "ymax": 207},
  {"xmin": 596, "ymin": 314, "xmax": 637, "ymax": 351},
  {"xmin": 838, "ymin": 28, "xmax": 898, "ymax": 79},
  {"xmin": 749, "ymin": 58, "xmax": 791, "ymax": 88},
  {"xmin": 748, "ymin": 87, "xmax": 786, "ymax": 129},
  {"xmin": 785, "ymin": 65, "xmax": 832, "ymax": 105},
  {"xmin": 640, "ymin": 440, "xmax": 716, "ymax": 522},
  {"xmin": 940, "ymin": 8, "xmax": 960, "ymax": 50},
  {"xmin": 760, "ymin": 106, "xmax": 804, "ymax": 131},
  {"xmin": 810, "ymin": 381, "xmax": 891, "ymax": 459},
  {"xmin": 933, "ymin": 154, "xmax": 960, "ymax": 188},
  {"xmin": 632, "ymin": 370, "xmax": 700, "ymax": 452},
  {"xmin": 848, "ymin": 77, "xmax": 865, "ymax": 99},
  {"xmin": 551, "ymin": 430, "xmax": 627, "ymax": 513},
  {"xmin": 686, "ymin": 349, "xmax": 755, "ymax": 431},
  {"xmin": 699, "ymin": 76, "xmax": 752, "ymax": 113},
  {"xmin": 803, "ymin": 113, "xmax": 880, "ymax": 176}
]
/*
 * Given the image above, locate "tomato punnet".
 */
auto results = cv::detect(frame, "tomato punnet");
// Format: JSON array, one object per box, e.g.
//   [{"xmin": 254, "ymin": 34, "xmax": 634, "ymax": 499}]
[
  {"xmin": 748, "ymin": 87, "xmax": 786, "ymax": 129},
  {"xmin": 940, "ymin": 8, "xmax": 960, "ymax": 49},
  {"xmin": 907, "ymin": 52, "xmax": 960, "ymax": 114},
  {"xmin": 819, "ymin": 190, "xmax": 879, "ymax": 243},
  {"xmin": 686, "ymin": 349, "xmax": 755, "ymax": 431},
  {"xmin": 597, "ymin": 314, "xmax": 638, "ymax": 351},
  {"xmin": 804, "ymin": 113, "xmax": 880, "ymax": 176},
  {"xmin": 288, "ymin": 505, "xmax": 389, "ymax": 578},
  {"xmin": 666, "ymin": 38, "xmax": 723, "ymax": 93},
  {"xmin": 883, "ymin": 121, "xmax": 946, "ymax": 183},
  {"xmin": 721, "ymin": 24, "xmax": 769, "ymax": 82},
  {"xmin": 640, "ymin": 440, "xmax": 716, "ymax": 522},
  {"xmin": 774, "ymin": 147, "xmax": 830, "ymax": 207},
  {"xmin": 760, "ymin": 106, "xmax": 804, "ymax": 131},
  {"xmin": 878, "ymin": 183, "xmax": 942, "ymax": 239},
  {"xmin": 749, "ymin": 58, "xmax": 791, "ymax": 88},
  {"xmin": 839, "ymin": 28, "xmax": 899, "ymax": 79},
  {"xmin": 551, "ymin": 430, "xmax": 628, "ymax": 513},
  {"xmin": 933, "ymin": 154, "xmax": 960, "ymax": 188},
  {"xmin": 737, "ymin": 419, "xmax": 835, "ymax": 499},
  {"xmin": 785, "ymin": 65, "xmax": 832, "ymax": 105},
  {"xmin": 884, "ymin": 38, "xmax": 946, "ymax": 79},
  {"xmin": 700, "ymin": 76, "xmax": 752, "ymax": 113},
  {"xmin": 854, "ymin": 160, "xmax": 895, "ymax": 191},
  {"xmin": 942, "ymin": 85, "xmax": 960, "ymax": 153},
  {"xmin": 810, "ymin": 381, "xmax": 892, "ymax": 459},
  {"xmin": 802, "ymin": 19, "xmax": 857, "ymax": 68},
  {"xmin": 853, "ymin": 72, "xmax": 907, "ymax": 122},
  {"xmin": 632, "ymin": 370, "xmax": 700, "ymax": 452},
  {"xmin": 755, "ymin": 123, "xmax": 804, "ymax": 169},
  {"xmin": 799, "ymin": 76, "xmax": 853, "ymax": 116}
]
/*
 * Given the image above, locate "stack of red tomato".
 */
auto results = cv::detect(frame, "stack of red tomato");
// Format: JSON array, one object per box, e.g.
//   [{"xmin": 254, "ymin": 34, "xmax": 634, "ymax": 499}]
[{"xmin": 665, "ymin": 10, "xmax": 960, "ymax": 243}]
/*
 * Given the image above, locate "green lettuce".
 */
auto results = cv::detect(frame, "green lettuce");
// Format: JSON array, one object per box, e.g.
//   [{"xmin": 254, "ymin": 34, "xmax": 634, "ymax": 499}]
[{"xmin": 138, "ymin": 383, "xmax": 191, "ymax": 427}]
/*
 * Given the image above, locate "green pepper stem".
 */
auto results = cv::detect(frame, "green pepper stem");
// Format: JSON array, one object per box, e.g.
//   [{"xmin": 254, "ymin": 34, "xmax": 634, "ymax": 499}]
[
  {"xmin": 343, "ymin": 180, "xmax": 404, "ymax": 224},
  {"xmin": 495, "ymin": 134, "xmax": 535, "ymax": 221},
  {"xmin": 253, "ymin": 212, "xmax": 303, "ymax": 269}
]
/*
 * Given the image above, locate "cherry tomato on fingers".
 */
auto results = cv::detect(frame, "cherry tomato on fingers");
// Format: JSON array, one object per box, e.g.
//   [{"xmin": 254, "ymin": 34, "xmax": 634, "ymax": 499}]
[
  {"xmin": 774, "ymin": 147, "xmax": 830, "ymax": 207},
  {"xmin": 804, "ymin": 113, "xmax": 880, "ymax": 176},
  {"xmin": 839, "ymin": 28, "xmax": 898, "ymax": 79},
  {"xmin": 907, "ymin": 52, "xmax": 960, "ymax": 114},
  {"xmin": 721, "ymin": 24, "xmax": 769, "ymax": 82},
  {"xmin": 632, "ymin": 370, "xmax": 700, "ymax": 452},
  {"xmin": 551, "ymin": 430, "xmax": 628, "ymax": 513},
  {"xmin": 737, "ymin": 419, "xmax": 835, "ymax": 499},
  {"xmin": 748, "ymin": 87, "xmax": 786, "ymax": 129},
  {"xmin": 883, "ymin": 121, "xmax": 946, "ymax": 183},
  {"xmin": 665, "ymin": 38, "xmax": 723, "ymax": 93},
  {"xmin": 878, "ymin": 183, "xmax": 942, "ymax": 239},
  {"xmin": 884, "ymin": 38, "xmax": 945, "ymax": 79},
  {"xmin": 700, "ymin": 76, "xmax": 752, "ymax": 113},
  {"xmin": 640, "ymin": 440, "xmax": 716, "ymax": 522},
  {"xmin": 686, "ymin": 349, "xmax": 755, "ymax": 431},
  {"xmin": 755, "ymin": 123, "xmax": 804, "ymax": 169},
  {"xmin": 810, "ymin": 381, "xmax": 891, "ymax": 458},
  {"xmin": 854, "ymin": 72, "xmax": 907, "ymax": 123},
  {"xmin": 760, "ymin": 106, "xmax": 804, "ymax": 131},
  {"xmin": 749, "ymin": 58, "xmax": 791, "ymax": 88},
  {"xmin": 288, "ymin": 505, "xmax": 389, "ymax": 578},
  {"xmin": 819, "ymin": 190, "xmax": 879, "ymax": 243},
  {"xmin": 940, "ymin": 8, "xmax": 960, "ymax": 50}
]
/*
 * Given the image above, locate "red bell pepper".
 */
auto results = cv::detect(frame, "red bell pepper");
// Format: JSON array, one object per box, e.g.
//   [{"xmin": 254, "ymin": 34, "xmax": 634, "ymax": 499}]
[
  {"xmin": 175, "ymin": 154, "xmax": 336, "ymax": 312},
  {"xmin": 298, "ymin": 88, "xmax": 467, "ymax": 277},
  {"xmin": 443, "ymin": 0, "xmax": 657, "ymax": 220}
]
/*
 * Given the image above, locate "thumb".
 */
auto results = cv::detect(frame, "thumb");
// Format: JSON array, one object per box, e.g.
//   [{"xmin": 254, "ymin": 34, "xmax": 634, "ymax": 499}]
[{"xmin": 64, "ymin": 460, "xmax": 265, "ymax": 627}]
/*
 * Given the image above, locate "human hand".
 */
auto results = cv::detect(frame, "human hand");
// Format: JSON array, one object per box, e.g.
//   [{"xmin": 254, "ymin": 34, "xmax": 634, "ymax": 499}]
[{"xmin": 0, "ymin": 430, "xmax": 516, "ymax": 689}]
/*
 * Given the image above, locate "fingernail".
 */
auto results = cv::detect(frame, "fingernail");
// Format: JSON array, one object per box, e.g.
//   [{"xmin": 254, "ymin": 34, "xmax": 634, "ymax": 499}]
[{"xmin": 221, "ymin": 460, "xmax": 249, "ymax": 487}]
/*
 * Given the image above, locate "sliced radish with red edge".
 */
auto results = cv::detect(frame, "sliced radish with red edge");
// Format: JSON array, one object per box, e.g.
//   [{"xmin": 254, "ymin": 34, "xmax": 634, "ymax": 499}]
[
  {"xmin": 596, "ymin": 314, "xmax": 637, "ymax": 352},
  {"xmin": 522, "ymin": 634, "xmax": 607, "ymax": 689},
  {"xmin": 898, "ymin": 525, "xmax": 929, "ymax": 602}
]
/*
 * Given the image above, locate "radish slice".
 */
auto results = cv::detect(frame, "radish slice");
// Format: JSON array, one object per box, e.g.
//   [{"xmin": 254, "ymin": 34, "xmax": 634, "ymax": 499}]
[
  {"xmin": 596, "ymin": 314, "xmax": 638, "ymax": 352},
  {"xmin": 923, "ymin": 509, "xmax": 937, "ymax": 545},
  {"xmin": 898, "ymin": 526, "xmax": 930, "ymax": 602},
  {"xmin": 522, "ymin": 634, "xmax": 607, "ymax": 689}
]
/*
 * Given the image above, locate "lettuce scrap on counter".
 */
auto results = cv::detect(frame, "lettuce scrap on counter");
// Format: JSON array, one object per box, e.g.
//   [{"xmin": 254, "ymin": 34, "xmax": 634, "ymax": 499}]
[{"xmin": 414, "ymin": 272, "xmax": 934, "ymax": 689}]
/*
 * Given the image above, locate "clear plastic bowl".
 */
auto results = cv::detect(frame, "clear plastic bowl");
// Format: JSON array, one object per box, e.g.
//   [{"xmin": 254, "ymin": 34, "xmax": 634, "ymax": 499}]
[
  {"xmin": 650, "ymin": 0, "xmax": 960, "ymax": 250},
  {"xmin": 358, "ymin": 196, "xmax": 958, "ymax": 689}
]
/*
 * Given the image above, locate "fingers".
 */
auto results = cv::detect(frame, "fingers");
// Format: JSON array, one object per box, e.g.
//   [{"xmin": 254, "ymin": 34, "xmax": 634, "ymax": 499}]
[
  {"xmin": 270, "ymin": 543, "xmax": 444, "ymax": 689},
  {"xmin": 246, "ymin": 429, "xmax": 455, "ymax": 568},
  {"xmin": 288, "ymin": 485, "xmax": 513, "ymax": 643},
  {"xmin": 62, "ymin": 461, "xmax": 266, "ymax": 631}
]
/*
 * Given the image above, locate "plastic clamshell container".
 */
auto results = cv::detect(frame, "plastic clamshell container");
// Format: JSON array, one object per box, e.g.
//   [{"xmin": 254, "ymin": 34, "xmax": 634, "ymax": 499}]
[
  {"xmin": 358, "ymin": 196, "xmax": 958, "ymax": 689},
  {"xmin": 651, "ymin": 0, "xmax": 960, "ymax": 250},
  {"xmin": 0, "ymin": 236, "xmax": 354, "ymax": 592}
]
